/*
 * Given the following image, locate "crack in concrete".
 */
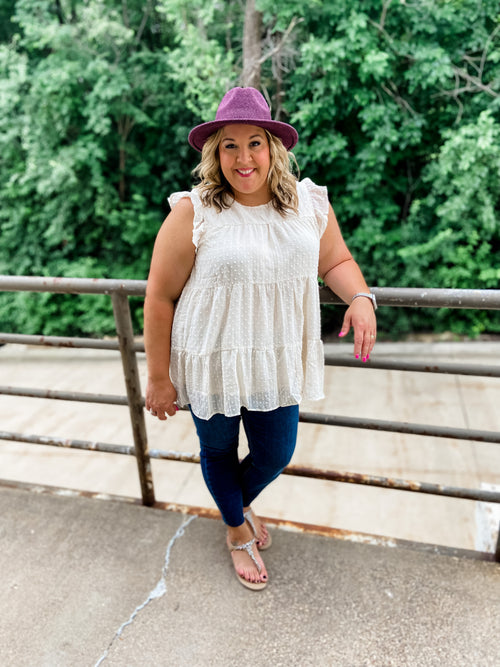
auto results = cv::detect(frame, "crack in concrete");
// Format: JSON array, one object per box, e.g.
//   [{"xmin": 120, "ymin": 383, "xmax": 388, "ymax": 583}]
[{"xmin": 94, "ymin": 514, "xmax": 197, "ymax": 666}]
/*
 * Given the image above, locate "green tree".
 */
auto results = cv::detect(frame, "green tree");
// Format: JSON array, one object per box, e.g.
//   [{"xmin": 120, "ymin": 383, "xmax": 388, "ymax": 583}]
[
  {"xmin": 0, "ymin": 0, "xmax": 195, "ymax": 334},
  {"xmin": 1, "ymin": 0, "xmax": 499, "ymax": 338},
  {"xmin": 399, "ymin": 110, "xmax": 500, "ymax": 336},
  {"xmin": 0, "ymin": 0, "xmax": 16, "ymax": 42},
  {"xmin": 285, "ymin": 0, "xmax": 500, "ymax": 335}
]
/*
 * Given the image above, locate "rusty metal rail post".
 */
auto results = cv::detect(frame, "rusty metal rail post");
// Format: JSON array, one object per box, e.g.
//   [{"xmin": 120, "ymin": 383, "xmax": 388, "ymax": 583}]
[{"xmin": 111, "ymin": 292, "xmax": 155, "ymax": 506}]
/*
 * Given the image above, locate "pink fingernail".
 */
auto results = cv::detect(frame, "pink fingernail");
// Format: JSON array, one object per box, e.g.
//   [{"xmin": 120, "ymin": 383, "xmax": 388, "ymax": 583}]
[
  {"xmin": 362, "ymin": 357, "xmax": 367, "ymax": 363},
  {"xmin": 355, "ymin": 354, "xmax": 359, "ymax": 359},
  {"xmin": 175, "ymin": 406, "xmax": 179, "ymax": 412}
]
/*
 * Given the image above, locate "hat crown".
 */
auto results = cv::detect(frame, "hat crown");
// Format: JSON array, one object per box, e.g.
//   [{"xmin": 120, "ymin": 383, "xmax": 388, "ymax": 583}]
[
  {"xmin": 215, "ymin": 87, "xmax": 272, "ymax": 123},
  {"xmin": 188, "ymin": 86, "xmax": 298, "ymax": 151}
]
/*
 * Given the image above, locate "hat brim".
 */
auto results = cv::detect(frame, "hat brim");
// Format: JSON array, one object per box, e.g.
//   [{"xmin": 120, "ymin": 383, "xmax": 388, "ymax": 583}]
[{"xmin": 188, "ymin": 119, "xmax": 298, "ymax": 152}]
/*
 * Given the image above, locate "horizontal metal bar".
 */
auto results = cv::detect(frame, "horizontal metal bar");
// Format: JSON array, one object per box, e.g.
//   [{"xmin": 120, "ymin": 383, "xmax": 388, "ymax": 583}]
[
  {"xmin": 2, "ymin": 383, "xmax": 497, "ymax": 444},
  {"xmin": 0, "ymin": 430, "xmax": 133, "ymax": 455},
  {"xmin": 149, "ymin": 449, "xmax": 201, "ymax": 464},
  {"xmin": 2, "ymin": 333, "xmax": 497, "ymax": 379},
  {"xmin": 0, "ymin": 333, "xmax": 120, "ymax": 350},
  {"xmin": 324, "ymin": 353, "xmax": 500, "ymax": 378},
  {"xmin": 138, "ymin": 448, "xmax": 500, "ymax": 504},
  {"xmin": 2, "ymin": 331, "xmax": 496, "ymax": 379},
  {"xmin": 299, "ymin": 411, "xmax": 500, "ymax": 444},
  {"xmin": 148, "ymin": 450, "xmax": 497, "ymax": 502},
  {"xmin": 0, "ymin": 332, "xmax": 145, "ymax": 352},
  {"xmin": 0, "ymin": 433, "xmax": 198, "ymax": 462},
  {"xmin": 0, "ymin": 275, "xmax": 147, "ymax": 296},
  {"xmin": 1, "ymin": 277, "xmax": 499, "ymax": 309},
  {"xmin": 283, "ymin": 464, "xmax": 500, "ymax": 503},
  {"xmin": 2, "ymin": 332, "xmax": 496, "ymax": 379},
  {"xmin": 320, "ymin": 286, "xmax": 500, "ymax": 309},
  {"xmin": 0, "ymin": 386, "xmax": 129, "ymax": 405},
  {"xmin": 4, "ymin": 431, "xmax": 498, "ymax": 505}
]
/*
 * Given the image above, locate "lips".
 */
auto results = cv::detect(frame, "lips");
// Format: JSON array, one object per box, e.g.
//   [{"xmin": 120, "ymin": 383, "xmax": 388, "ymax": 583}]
[{"xmin": 235, "ymin": 168, "xmax": 255, "ymax": 177}]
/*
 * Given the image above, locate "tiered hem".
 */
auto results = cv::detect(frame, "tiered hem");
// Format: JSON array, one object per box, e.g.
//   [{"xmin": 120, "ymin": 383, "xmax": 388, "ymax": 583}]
[{"xmin": 171, "ymin": 340, "xmax": 325, "ymax": 420}]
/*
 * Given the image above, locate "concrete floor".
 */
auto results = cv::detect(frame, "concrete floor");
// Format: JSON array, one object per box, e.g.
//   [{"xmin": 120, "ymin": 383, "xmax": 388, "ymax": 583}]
[
  {"xmin": 1, "ymin": 484, "xmax": 499, "ymax": 667},
  {"xmin": 1, "ymin": 341, "xmax": 500, "ymax": 552}
]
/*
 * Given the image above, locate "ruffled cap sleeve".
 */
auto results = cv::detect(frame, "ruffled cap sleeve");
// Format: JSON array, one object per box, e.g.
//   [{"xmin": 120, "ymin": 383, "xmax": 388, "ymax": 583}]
[
  {"xmin": 301, "ymin": 178, "xmax": 329, "ymax": 237},
  {"xmin": 167, "ymin": 189, "xmax": 205, "ymax": 250}
]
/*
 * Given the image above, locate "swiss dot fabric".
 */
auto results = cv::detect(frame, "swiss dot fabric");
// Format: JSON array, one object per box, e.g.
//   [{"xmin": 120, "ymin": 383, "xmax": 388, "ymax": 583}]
[{"xmin": 168, "ymin": 178, "xmax": 329, "ymax": 419}]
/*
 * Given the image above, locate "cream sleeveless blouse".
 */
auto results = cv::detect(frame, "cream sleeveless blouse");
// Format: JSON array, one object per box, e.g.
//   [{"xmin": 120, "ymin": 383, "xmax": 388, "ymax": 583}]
[{"xmin": 168, "ymin": 178, "xmax": 329, "ymax": 419}]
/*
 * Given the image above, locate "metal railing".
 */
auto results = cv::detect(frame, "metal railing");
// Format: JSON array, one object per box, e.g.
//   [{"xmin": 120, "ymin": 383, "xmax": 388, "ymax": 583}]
[{"xmin": 1, "ymin": 276, "xmax": 499, "ymax": 560}]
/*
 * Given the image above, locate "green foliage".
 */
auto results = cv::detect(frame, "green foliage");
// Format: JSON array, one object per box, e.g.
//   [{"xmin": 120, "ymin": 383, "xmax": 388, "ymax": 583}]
[
  {"xmin": 0, "ymin": 0, "xmax": 196, "ymax": 334},
  {"xmin": 157, "ymin": 0, "xmax": 236, "ymax": 119},
  {"xmin": 0, "ymin": 0, "xmax": 16, "ymax": 42},
  {"xmin": 285, "ymin": 0, "xmax": 500, "ymax": 336},
  {"xmin": 1, "ymin": 0, "xmax": 499, "ymax": 338},
  {"xmin": 398, "ymin": 110, "xmax": 500, "ymax": 336}
]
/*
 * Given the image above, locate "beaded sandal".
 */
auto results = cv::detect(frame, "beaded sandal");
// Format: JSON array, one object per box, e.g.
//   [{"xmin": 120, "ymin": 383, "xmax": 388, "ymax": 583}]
[
  {"xmin": 244, "ymin": 509, "xmax": 272, "ymax": 551},
  {"xmin": 228, "ymin": 537, "xmax": 268, "ymax": 591}
]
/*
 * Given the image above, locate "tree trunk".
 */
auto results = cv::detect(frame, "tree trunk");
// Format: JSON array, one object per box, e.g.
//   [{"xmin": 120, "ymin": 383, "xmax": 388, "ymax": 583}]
[
  {"xmin": 241, "ymin": 0, "xmax": 262, "ymax": 88},
  {"xmin": 117, "ymin": 115, "xmax": 135, "ymax": 202}
]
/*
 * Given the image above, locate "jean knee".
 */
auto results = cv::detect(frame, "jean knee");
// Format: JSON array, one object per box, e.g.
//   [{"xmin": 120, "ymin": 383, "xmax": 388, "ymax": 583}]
[
  {"xmin": 262, "ymin": 442, "xmax": 295, "ymax": 473},
  {"xmin": 248, "ymin": 430, "xmax": 296, "ymax": 475}
]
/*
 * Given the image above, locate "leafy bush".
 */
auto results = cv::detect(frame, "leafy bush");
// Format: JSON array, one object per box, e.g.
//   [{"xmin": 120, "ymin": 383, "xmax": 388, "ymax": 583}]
[{"xmin": 1, "ymin": 0, "xmax": 499, "ymax": 338}]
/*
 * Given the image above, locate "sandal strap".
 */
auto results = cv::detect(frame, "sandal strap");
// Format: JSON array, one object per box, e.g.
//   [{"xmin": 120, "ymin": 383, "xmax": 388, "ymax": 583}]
[
  {"xmin": 243, "ymin": 510, "xmax": 257, "ymax": 537},
  {"xmin": 229, "ymin": 537, "xmax": 262, "ymax": 573}
]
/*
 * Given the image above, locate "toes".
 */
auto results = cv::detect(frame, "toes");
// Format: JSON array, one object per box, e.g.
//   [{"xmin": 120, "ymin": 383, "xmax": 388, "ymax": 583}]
[
  {"xmin": 257, "ymin": 524, "xmax": 269, "ymax": 543},
  {"xmin": 238, "ymin": 567, "xmax": 261, "ymax": 584},
  {"xmin": 256, "ymin": 531, "xmax": 269, "ymax": 548},
  {"xmin": 237, "ymin": 567, "xmax": 251, "ymax": 582},
  {"xmin": 236, "ymin": 562, "xmax": 267, "ymax": 584}
]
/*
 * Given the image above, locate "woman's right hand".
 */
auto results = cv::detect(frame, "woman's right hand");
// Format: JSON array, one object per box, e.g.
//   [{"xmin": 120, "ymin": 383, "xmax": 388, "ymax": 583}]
[{"xmin": 145, "ymin": 378, "xmax": 178, "ymax": 421}]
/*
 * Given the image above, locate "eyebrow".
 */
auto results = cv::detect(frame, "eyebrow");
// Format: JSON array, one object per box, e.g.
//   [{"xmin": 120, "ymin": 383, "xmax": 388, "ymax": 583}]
[{"xmin": 221, "ymin": 133, "xmax": 263, "ymax": 141}]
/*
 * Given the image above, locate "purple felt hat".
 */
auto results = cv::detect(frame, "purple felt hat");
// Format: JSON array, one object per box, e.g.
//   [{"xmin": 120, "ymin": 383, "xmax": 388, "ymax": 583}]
[{"xmin": 188, "ymin": 87, "xmax": 299, "ymax": 152}]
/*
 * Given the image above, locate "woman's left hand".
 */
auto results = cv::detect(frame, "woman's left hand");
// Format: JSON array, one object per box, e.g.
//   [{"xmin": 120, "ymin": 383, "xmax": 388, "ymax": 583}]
[{"xmin": 338, "ymin": 298, "xmax": 377, "ymax": 362}]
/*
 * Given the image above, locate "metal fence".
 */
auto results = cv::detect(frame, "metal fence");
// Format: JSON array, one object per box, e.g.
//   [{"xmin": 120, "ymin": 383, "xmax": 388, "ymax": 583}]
[{"xmin": 1, "ymin": 275, "xmax": 499, "ymax": 560}]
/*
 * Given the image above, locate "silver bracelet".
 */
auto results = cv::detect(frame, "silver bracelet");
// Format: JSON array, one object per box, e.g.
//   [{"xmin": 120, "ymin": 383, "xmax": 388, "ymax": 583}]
[{"xmin": 351, "ymin": 292, "xmax": 377, "ymax": 310}]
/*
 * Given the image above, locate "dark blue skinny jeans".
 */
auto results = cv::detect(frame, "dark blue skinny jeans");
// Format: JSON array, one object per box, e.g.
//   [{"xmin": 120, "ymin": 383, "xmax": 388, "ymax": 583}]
[{"xmin": 190, "ymin": 405, "xmax": 299, "ymax": 527}]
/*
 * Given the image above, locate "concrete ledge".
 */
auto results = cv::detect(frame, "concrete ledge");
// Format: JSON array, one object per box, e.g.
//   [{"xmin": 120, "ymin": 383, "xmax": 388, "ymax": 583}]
[{"xmin": 1, "ymin": 485, "xmax": 499, "ymax": 667}]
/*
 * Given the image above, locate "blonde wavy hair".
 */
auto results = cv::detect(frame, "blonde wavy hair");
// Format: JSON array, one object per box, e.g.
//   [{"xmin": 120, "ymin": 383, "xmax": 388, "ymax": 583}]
[{"xmin": 192, "ymin": 128, "xmax": 299, "ymax": 215}]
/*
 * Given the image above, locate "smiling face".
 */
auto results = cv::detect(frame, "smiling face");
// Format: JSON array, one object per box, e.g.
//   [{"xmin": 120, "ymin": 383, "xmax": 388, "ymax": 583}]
[{"xmin": 218, "ymin": 124, "xmax": 271, "ymax": 206}]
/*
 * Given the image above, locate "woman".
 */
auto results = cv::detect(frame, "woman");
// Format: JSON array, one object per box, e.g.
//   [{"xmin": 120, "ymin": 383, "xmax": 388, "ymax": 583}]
[{"xmin": 144, "ymin": 87, "xmax": 377, "ymax": 591}]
